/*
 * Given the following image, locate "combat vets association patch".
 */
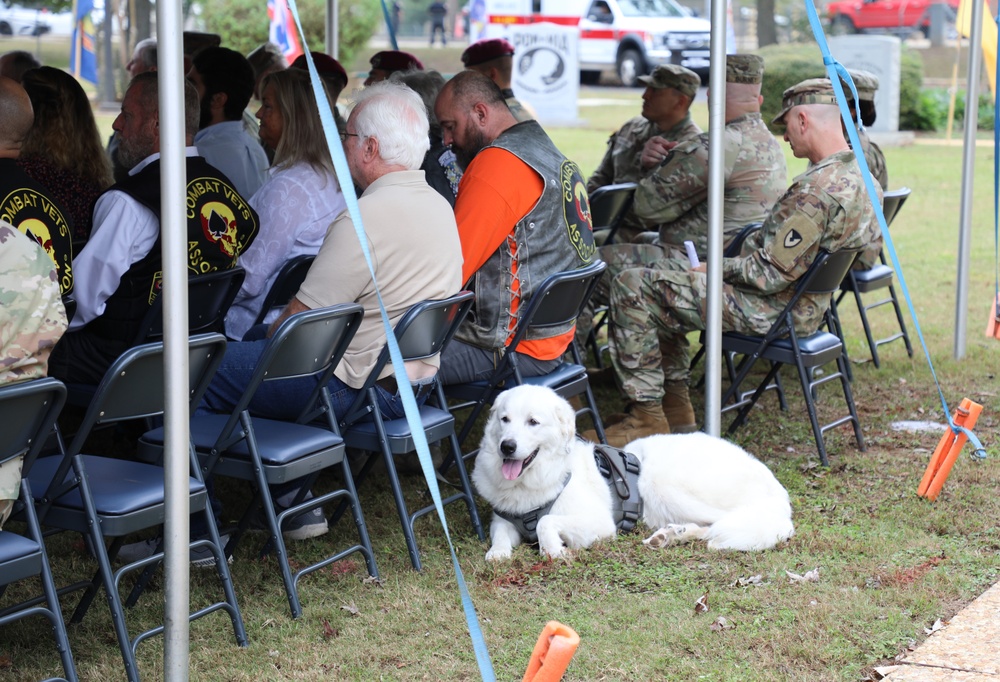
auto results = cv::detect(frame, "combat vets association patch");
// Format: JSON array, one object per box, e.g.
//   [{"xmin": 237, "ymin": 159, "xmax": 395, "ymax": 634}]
[
  {"xmin": 561, "ymin": 160, "xmax": 596, "ymax": 262},
  {"xmin": 185, "ymin": 176, "xmax": 258, "ymax": 272},
  {"xmin": 768, "ymin": 214, "xmax": 820, "ymax": 273},
  {"xmin": 0, "ymin": 188, "xmax": 73, "ymax": 295}
]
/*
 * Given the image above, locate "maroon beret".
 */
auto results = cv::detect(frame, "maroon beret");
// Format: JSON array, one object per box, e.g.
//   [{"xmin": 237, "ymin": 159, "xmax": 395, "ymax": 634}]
[
  {"xmin": 290, "ymin": 51, "xmax": 348, "ymax": 87},
  {"xmin": 461, "ymin": 38, "xmax": 515, "ymax": 67},
  {"xmin": 368, "ymin": 50, "xmax": 424, "ymax": 73}
]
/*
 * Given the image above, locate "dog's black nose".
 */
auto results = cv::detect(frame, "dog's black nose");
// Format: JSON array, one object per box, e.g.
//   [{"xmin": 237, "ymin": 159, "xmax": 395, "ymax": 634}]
[{"xmin": 500, "ymin": 439, "xmax": 517, "ymax": 456}]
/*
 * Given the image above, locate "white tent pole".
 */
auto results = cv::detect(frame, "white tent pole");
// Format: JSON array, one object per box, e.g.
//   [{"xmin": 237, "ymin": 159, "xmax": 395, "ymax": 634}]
[
  {"xmin": 326, "ymin": 0, "xmax": 339, "ymax": 59},
  {"xmin": 703, "ymin": 0, "xmax": 727, "ymax": 436},
  {"xmin": 954, "ymin": 0, "xmax": 984, "ymax": 358},
  {"xmin": 157, "ymin": 2, "xmax": 192, "ymax": 679}
]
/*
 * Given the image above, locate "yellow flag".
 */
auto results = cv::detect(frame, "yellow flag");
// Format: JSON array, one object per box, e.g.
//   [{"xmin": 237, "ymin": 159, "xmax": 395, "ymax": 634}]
[{"xmin": 956, "ymin": 0, "xmax": 996, "ymax": 94}]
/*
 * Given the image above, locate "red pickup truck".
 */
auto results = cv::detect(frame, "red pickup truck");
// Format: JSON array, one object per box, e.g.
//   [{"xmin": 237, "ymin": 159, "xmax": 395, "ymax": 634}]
[{"xmin": 827, "ymin": 0, "xmax": 959, "ymax": 35}]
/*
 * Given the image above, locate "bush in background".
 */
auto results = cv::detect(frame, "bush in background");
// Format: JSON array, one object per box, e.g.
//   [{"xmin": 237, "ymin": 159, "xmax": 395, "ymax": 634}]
[
  {"xmin": 200, "ymin": 0, "xmax": 379, "ymax": 70},
  {"xmin": 756, "ymin": 42, "xmax": 924, "ymax": 132}
]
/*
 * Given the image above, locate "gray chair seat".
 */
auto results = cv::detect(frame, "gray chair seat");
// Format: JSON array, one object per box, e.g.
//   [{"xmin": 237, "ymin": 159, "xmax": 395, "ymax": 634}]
[{"xmin": 28, "ymin": 455, "xmax": 205, "ymax": 520}]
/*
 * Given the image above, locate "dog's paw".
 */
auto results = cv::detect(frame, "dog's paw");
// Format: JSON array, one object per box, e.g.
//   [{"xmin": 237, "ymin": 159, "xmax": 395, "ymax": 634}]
[
  {"xmin": 643, "ymin": 525, "xmax": 682, "ymax": 548},
  {"xmin": 485, "ymin": 546, "xmax": 513, "ymax": 561}
]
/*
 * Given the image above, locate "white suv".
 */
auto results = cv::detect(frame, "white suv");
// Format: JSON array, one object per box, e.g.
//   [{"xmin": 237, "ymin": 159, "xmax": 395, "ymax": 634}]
[{"xmin": 0, "ymin": 5, "xmax": 52, "ymax": 37}]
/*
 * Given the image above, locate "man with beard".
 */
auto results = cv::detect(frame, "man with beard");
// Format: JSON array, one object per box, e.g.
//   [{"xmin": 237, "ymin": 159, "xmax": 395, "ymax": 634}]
[
  {"xmin": 48, "ymin": 72, "xmax": 259, "ymax": 385},
  {"xmin": 188, "ymin": 46, "xmax": 269, "ymax": 198},
  {"xmin": 433, "ymin": 70, "xmax": 595, "ymax": 385}
]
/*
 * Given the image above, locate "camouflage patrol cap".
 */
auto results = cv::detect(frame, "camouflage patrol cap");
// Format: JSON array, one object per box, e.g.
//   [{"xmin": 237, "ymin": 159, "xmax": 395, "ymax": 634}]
[
  {"xmin": 725, "ymin": 54, "xmax": 764, "ymax": 84},
  {"xmin": 636, "ymin": 64, "xmax": 700, "ymax": 98},
  {"xmin": 847, "ymin": 69, "xmax": 879, "ymax": 102},
  {"xmin": 771, "ymin": 78, "xmax": 838, "ymax": 126}
]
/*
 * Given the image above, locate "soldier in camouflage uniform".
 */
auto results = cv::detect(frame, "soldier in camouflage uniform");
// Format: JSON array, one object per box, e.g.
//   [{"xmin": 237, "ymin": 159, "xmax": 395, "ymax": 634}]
[
  {"xmin": 578, "ymin": 55, "xmax": 785, "ymax": 346},
  {"xmin": 461, "ymin": 38, "xmax": 537, "ymax": 123},
  {"xmin": 0, "ymin": 221, "xmax": 67, "ymax": 529},
  {"xmin": 593, "ymin": 78, "xmax": 881, "ymax": 447},
  {"xmin": 586, "ymin": 63, "xmax": 703, "ymax": 244},
  {"xmin": 629, "ymin": 53, "xmax": 786, "ymax": 257}
]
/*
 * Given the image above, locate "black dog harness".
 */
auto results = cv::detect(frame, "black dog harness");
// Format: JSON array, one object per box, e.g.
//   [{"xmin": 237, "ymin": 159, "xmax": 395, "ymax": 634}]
[{"xmin": 492, "ymin": 443, "xmax": 643, "ymax": 543}]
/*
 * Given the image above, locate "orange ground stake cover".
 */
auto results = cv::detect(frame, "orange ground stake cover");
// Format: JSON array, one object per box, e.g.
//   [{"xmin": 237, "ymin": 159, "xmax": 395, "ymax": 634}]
[
  {"xmin": 522, "ymin": 621, "xmax": 580, "ymax": 682},
  {"xmin": 987, "ymin": 293, "xmax": 1000, "ymax": 340},
  {"xmin": 917, "ymin": 399, "xmax": 983, "ymax": 501}
]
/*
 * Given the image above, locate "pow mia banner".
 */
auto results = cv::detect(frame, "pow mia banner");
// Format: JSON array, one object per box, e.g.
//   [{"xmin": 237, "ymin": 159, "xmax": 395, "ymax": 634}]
[{"xmin": 509, "ymin": 23, "xmax": 579, "ymax": 125}]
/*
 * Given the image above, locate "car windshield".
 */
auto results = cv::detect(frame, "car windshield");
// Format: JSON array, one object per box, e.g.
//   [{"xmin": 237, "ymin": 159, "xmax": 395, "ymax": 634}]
[{"xmin": 616, "ymin": 0, "xmax": 688, "ymax": 18}]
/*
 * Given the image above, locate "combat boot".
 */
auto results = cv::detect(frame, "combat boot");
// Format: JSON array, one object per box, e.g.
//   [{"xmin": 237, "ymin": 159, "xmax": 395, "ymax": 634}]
[
  {"xmin": 662, "ymin": 380, "xmax": 697, "ymax": 433},
  {"xmin": 591, "ymin": 401, "xmax": 671, "ymax": 448}
]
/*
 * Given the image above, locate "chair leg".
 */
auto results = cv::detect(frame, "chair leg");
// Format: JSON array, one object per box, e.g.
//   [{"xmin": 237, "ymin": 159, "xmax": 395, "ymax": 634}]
[
  {"xmin": 887, "ymin": 282, "xmax": 914, "ymax": 358},
  {"xmin": 337, "ymin": 457, "xmax": 380, "ymax": 579},
  {"xmin": 579, "ymin": 381, "xmax": 607, "ymax": 444},
  {"xmin": 378, "ymin": 442, "xmax": 423, "ymax": 570},
  {"xmin": 836, "ymin": 351, "xmax": 866, "ymax": 452},
  {"xmin": 851, "ymin": 283, "xmax": 881, "ymax": 368},
  {"xmin": 71, "ymin": 459, "xmax": 142, "ymax": 682},
  {"xmin": 827, "ymin": 297, "xmax": 853, "ymax": 382},
  {"xmin": 791, "ymin": 347, "xmax": 829, "ymax": 467},
  {"xmin": 446, "ymin": 430, "xmax": 485, "ymax": 542},
  {"xmin": 20, "ymin": 480, "xmax": 79, "ymax": 682}
]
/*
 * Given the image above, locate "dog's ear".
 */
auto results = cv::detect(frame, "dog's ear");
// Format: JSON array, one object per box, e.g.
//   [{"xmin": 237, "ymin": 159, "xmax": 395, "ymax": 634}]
[{"xmin": 553, "ymin": 394, "xmax": 577, "ymax": 451}]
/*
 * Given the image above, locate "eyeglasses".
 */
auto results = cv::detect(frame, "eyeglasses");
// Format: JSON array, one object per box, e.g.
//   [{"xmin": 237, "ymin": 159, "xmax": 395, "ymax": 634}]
[{"xmin": 339, "ymin": 131, "xmax": 362, "ymax": 142}]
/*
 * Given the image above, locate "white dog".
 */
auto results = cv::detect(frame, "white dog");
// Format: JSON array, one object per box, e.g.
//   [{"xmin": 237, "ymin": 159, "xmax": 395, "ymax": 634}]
[{"xmin": 472, "ymin": 385, "xmax": 794, "ymax": 560}]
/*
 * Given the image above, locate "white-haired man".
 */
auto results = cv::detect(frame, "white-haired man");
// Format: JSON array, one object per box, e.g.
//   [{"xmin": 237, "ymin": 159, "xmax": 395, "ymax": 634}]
[
  {"xmin": 198, "ymin": 81, "xmax": 464, "ymax": 538},
  {"xmin": 205, "ymin": 80, "xmax": 462, "ymax": 421}
]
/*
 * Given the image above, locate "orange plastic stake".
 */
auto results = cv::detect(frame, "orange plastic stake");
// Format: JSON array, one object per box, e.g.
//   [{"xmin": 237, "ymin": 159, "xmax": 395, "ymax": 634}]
[
  {"xmin": 522, "ymin": 621, "xmax": 580, "ymax": 682},
  {"xmin": 917, "ymin": 399, "xmax": 983, "ymax": 501},
  {"xmin": 987, "ymin": 294, "xmax": 1000, "ymax": 340}
]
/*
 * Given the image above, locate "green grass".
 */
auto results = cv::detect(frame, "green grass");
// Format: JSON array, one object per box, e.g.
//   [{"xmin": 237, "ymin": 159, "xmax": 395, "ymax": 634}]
[{"xmin": 3, "ymin": 41, "xmax": 1000, "ymax": 682}]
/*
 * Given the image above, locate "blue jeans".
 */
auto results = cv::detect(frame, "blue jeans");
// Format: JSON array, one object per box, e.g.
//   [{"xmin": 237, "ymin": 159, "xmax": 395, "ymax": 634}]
[
  {"xmin": 199, "ymin": 325, "xmax": 434, "ymax": 515},
  {"xmin": 201, "ymin": 324, "xmax": 428, "ymax": 422}
]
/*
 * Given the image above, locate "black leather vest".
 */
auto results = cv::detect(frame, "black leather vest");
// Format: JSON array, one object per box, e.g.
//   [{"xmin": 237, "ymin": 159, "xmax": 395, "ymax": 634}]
[{"xmin": 88, "ymin": 156, "xmax": 259, "ymax": 341}]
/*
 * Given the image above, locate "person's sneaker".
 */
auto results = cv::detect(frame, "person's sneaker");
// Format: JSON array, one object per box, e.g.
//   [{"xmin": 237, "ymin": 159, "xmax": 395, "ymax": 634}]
[
  {"xmin": 116, "ymin": 534, "xmax": 233, "ymax": 568},
  {"xmin": 281, "ymin": 507, "xmax": 328, "ymax": 541}
]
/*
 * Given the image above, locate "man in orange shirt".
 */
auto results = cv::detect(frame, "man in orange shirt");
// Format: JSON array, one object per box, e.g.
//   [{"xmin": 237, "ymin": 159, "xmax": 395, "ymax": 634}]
[{"xmin": 434, "ymin": 71, "xmax": 595, "ymax": 384}]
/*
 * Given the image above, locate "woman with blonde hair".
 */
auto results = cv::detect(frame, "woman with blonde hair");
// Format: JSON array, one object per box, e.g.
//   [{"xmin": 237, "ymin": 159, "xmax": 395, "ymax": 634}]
[
  {"xmin": 19, "ymin": 66, "xmax": 114, "ymax": 242},
  {"xmin": 225, "ymin": 67, "xmax": 346, "ymax": 340}
]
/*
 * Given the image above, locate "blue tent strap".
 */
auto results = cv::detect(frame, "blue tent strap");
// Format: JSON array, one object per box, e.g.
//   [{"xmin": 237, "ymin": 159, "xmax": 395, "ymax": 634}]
[
  {"xmin": 994, "ymin": 10, "xmax": 1000, "ymax": 355},
  {"xmin": 380, "ymin": 0, "xmax": 400, "ymax": 51},
  {"xmin": 804, "ymin": 1, "xmax": 986, "ymax": 460},
  {"xmin": 286, "ymin": 2, "xmax": 496, "ymax": 678}
]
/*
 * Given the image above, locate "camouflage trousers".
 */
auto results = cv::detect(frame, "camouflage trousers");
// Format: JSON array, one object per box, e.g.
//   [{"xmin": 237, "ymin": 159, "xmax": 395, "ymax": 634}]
[
  {"xmin": 576, "ymin": 241, "xmax": 686, "ymax": 347},
  {"xmin": 607, "ymin": 258, "xmax": 784, "ymax": 402}
]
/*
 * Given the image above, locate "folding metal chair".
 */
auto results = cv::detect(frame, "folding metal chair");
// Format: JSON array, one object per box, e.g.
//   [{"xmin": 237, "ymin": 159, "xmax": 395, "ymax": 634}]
[
  {"xmin": 337, "ymin": 291, "xmax": 484, "ymax": 571},
  {"xmin": 446, "ymin": 260, "xmax": 609, "ymax": 450},
  {"xmin": 65, "ymin": 267, "xmax": 246, "ymax": 408},
  {"xmin": 140, "ymin": 304, "xmax": 378, "ymax": 618},
  {"xmin": 589, "ymin": 182, "xmax": 637, "ymax": 246},
  {"xmin": 251, "ymin": 254, "xmax": 315, "ymax": 327},
  {"xmin": 835, "ymin": 187, "xmax": 914, "ymax": 369},
  {"xmin": 0, "ymin": 378, "xmax": 77, "ymax": 682},
  {"xmin": 584, "ymin": 183, "xmax": 637, "ymax": 366},
  {"xmin": 720, "ymin": 249, "xmax": 866, "ymax": 466},
  {"xmin": 26, "ymin": 335, "xmax": 246, "ymax": 682}
]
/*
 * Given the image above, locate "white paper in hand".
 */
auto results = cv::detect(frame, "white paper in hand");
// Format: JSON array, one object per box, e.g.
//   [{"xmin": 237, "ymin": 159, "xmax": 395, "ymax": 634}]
[{"xmin": 684, "ymin": 241, "xmax": 700, "ymax": 268}]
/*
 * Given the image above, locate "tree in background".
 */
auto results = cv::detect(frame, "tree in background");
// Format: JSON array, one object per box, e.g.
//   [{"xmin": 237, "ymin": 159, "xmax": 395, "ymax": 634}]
[
  {"xmin": 756, "ymin": 0, "xmax": 778, "ymax": 47},
  {"xmin": 200, "ymin": 0, "xmax": 379, "ymax": 68}
]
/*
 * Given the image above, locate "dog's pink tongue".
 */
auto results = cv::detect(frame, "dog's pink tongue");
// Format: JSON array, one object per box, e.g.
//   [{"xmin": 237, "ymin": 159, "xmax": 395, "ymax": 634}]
[{"xmin": 502, "ymin": 459, "xmax": 523, "ymax": 480}]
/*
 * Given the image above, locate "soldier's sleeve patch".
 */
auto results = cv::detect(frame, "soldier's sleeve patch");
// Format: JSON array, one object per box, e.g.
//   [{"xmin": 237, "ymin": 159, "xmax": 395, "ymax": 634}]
[{"xmin": 766, "ymin": 214, "xmax": 821, "ymax": 273}]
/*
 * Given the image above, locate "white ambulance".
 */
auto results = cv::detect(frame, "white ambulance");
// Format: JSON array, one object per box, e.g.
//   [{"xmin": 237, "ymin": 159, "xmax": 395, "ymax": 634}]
[{"xmin": 483, "ymin": 0, "xmax": 712, "ymax": 86}]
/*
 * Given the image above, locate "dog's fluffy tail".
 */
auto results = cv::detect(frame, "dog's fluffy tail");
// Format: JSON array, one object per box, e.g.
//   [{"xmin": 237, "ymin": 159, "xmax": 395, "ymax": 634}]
[{"xmin": 704, "ymin": 500, "xmax": 795, "ymax": 551}]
